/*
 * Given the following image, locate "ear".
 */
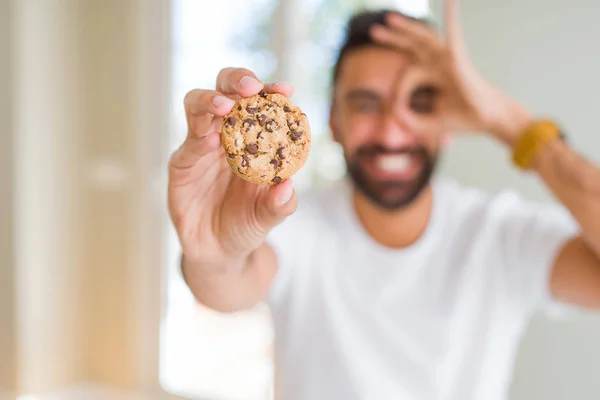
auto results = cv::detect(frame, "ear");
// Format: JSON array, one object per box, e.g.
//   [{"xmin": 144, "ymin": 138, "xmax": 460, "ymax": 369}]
[{"xmin": 330, "ymin": 105, "xmax": 342, "ymax": 144}]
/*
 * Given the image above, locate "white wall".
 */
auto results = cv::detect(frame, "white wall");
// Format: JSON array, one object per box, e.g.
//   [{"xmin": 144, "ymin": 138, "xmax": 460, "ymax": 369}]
[
  {"xmin": 430, "ymin": 0, "xmax": 600, "ymax": 398},
  {"xmin": 0, "ymin": 0, "xmax": 17, "ymax": 393}
]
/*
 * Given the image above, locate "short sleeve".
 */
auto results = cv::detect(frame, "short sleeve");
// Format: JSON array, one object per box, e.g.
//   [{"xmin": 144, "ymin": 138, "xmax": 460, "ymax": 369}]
[{"xmin": 498, "ymin": 193, "xmax": 579, "ymax": 318}]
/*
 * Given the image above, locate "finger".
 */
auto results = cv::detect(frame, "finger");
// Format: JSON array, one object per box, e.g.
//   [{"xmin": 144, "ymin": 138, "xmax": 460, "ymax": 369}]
[
  {"xmin": 394, "ymin": 65, "xmax": 445, "ymax": 131},
  {"xmin": 386, "ymin": 12, "xmax": 440, "ymax": 47},
  {"xmin": 264, "ymin": 81, "xmax": 295, "ymax": 98},
  {"xmin": 184, "ymin": 89, "xmax": 235, "ymax": 138},
  {"xmin": 255, "ymin": 179, "xmax": 298, "ymax": 228},
  {"xmin": 169, "ymin": 133, "xmax": 221, "ymax": 170},
  {"xmin": 370, "ymin": 25, "xmax": 426, "ymax": 62},
  {"xmin": 184, "ymin": 89, "xmax": 236, "ymax": 117},
  {"xmin": 216, "ymin": 67, "xmax": 264, "ymax": 97},
  {"xmin": 446, "ymin": 0, "xmax": 468, "ymax": 58}
]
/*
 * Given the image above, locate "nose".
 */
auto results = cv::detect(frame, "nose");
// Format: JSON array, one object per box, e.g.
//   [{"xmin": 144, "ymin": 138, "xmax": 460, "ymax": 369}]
[{"xmin": 375, "ymin": 108, "xmax": 418, "ymax": 149}]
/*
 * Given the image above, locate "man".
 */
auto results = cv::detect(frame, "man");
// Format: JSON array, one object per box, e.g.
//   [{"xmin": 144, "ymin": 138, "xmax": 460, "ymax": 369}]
[{"xmin": 168, "ymin": 2, "xmax": 600, "ymax": 399}]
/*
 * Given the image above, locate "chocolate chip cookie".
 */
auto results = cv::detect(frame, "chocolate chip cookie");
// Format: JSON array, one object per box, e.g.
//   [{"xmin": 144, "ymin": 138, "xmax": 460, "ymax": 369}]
[{"xmin": 221, "ymin": 90, "xmax": 311, "ymax": 185}]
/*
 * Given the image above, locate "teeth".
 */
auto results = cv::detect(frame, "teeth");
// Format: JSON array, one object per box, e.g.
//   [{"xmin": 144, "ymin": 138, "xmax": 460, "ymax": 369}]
[{"xmin": 376, "ymin": 154, "xmax": 411, "ymax": 173}]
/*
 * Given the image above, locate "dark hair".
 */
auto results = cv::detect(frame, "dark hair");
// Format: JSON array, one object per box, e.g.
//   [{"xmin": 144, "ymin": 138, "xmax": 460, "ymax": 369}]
[{"xmin": 332, "ymin": 9, "xmax": 432, "ymax": 86}]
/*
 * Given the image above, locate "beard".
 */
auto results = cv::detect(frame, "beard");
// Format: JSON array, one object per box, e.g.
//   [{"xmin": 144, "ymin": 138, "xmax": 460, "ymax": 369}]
[{"xmin": 345, "ymin": 144, "xmax": 438, "ymax": 210}]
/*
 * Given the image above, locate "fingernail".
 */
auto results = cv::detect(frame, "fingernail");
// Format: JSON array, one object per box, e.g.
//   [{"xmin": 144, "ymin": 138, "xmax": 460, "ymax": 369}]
[
  {"xmin": 278, "ymin": 186, "xmax": 293, "ymax": 205},
  {"xmin": 240, "ymin": 76, "xmax": 260, "ymax": 89},
  {"xmin": 212, "ymin": 95, "xmax": 231, "ymax": 107}
]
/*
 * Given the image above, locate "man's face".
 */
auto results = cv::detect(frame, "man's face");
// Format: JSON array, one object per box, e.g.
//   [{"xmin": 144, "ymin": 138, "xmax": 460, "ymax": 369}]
[{"xmin": 330, "ymin": 46, "xmax": 445, "ymax": 210}]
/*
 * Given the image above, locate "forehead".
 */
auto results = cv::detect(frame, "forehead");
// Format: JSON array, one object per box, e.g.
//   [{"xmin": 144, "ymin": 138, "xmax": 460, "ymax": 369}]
[{"xmin": 335, "ymin": 46, "xmax": 410, "ymax": 98}]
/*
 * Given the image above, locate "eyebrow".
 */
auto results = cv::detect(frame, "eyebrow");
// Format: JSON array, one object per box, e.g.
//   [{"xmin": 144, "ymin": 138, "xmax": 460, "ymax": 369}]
[{"xmin": 344, "ymin": 89, "xmax": 381, "ymax": 102}]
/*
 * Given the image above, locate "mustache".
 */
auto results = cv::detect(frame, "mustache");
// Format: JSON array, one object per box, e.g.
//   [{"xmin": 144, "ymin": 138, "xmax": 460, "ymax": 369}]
[{"xmin": 353, "ymin": 145, "xmax": 427, "ymax": 158}]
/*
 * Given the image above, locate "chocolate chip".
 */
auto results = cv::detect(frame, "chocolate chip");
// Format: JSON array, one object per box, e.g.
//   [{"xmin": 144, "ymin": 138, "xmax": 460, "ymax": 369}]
[
  {"xmin": 245, "ymin": 144, "xmax": 258, "ymax": 154},
  {"xmin": 228, "ymin": 153, "xmax": 236, "ymax": 159},
  {"xmin": 225, "ymin": 117, "xmax": 236, "ymax": 127},
  {"xmin": 270, "ymin": 159, "xmax": 280, "ymax": 168},
  {"xmin": 237, "ymin": 105, "xmax": 242, "ymax": 111},
  {"xmin": 241, "ymin": 155, "xmax": 250, "ymax": 167},
  {"xmin": 290, "ymin": 131, "xmax": 303, "ymax": 141},
  {"xmin": 257, "ymin": 114, "xmax": 268, "ymax": 126},
  {"xmin": 242, "ymin": 118, "xmax": 255, "ymax": 132},
  {"xmin": 283, "ymin": 106, "xmax": 291, "ymax": 112},
  {"xmin": 272, "ymin": 176, "xmax": 282, "ymax": 184},
  {"xmin": 276, "ymin": 147, "xmax": 286, "ymax": 159},
  {"xmin": 246, "ymin": 106, "xmax": 258, "ymax": 114},
  {"xmin": 265, "ymin": 120, "xmax": 278, "ymax": 132},
  {"xmin": 258, "ymin": 89, "xmax": 267, "ymax": 97}
]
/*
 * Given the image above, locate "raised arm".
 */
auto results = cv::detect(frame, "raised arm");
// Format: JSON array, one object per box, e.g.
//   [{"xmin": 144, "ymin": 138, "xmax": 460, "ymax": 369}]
[{"xmin": 371, "ymin": 0, "xmax": 600, "ymax": 308}]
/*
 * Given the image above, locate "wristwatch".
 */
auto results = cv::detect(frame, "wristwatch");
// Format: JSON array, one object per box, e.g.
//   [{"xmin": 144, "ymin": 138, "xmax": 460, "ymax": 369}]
[{"xmin": 512, "ymin": 119, "xmax": 566, "ymax": 170}]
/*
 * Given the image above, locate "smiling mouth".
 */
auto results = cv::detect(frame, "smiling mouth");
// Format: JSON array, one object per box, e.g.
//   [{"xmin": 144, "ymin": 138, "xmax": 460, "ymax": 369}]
[{"xmin": 363, "ymin": 153, "xmax": 424, "ymax": 180}]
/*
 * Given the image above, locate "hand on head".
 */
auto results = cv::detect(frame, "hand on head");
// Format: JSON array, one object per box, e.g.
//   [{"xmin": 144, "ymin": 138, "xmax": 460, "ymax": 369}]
[{"xmin": 370, "ymin": 0, "xmax": 527, "ymax": 141}]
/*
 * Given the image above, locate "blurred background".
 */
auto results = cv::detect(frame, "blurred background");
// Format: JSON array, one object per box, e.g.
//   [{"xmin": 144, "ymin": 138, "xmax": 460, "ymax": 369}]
[{"xmin": 1, "ymin": 0, "xmax": 600, "ymax": 399}]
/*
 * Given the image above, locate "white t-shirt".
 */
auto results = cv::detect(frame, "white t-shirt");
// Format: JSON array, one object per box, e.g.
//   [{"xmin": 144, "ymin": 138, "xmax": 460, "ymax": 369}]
[{"xmin": 266, "ymin": 177, "xmax": 578, "ymax": 400}]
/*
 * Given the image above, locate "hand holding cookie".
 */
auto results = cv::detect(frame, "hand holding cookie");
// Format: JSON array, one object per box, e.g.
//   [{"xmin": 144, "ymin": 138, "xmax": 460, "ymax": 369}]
[{"xmin": 168, "ymin": 68, "xmax": 302, "ymax": 267}]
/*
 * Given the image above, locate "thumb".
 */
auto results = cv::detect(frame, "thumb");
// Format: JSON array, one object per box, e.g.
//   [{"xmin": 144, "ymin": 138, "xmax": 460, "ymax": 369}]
[{"xmin": 255, "ymin": 179, "xmax": 298, "ymax": 230}]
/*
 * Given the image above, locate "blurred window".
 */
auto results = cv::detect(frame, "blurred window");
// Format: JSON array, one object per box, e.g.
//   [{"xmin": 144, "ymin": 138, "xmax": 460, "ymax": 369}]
[{"xmin": 161, "ymin": 0, "xmax": 428, "ymax": 399}]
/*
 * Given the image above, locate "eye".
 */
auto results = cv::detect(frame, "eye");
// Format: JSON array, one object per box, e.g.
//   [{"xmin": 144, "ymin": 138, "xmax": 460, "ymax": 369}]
[
  {"xmin": 355, "ymin": 101, "xmax": 380, "ymax": 113},
  {"xmin": 410, "ymin": 85, "xmax": 439, "ymax": 114},
  {"xmin": 348, "ymin": 98, "xmax": 381, "ymax": 114}
]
